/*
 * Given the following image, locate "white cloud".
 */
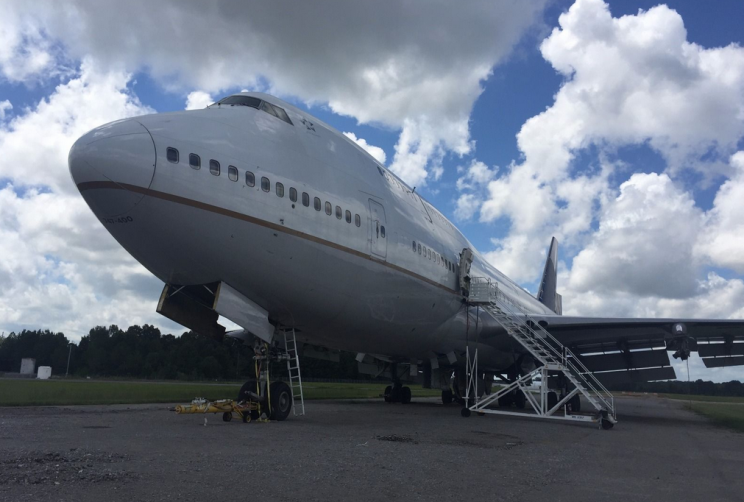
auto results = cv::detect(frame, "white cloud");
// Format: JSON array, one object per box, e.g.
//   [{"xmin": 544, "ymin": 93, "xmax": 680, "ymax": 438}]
[
  {"xmin": 696, "ymin": 151, "xmax": 744, "ymax": 272},
  {"xmin": 478, "ymin": 0, "xmax": 744, "ymax": 282},
  {"xmin": 0, "ymin": 63, "xmax": 177, "ymax": 342},
  {"xmin": 185, "ymin": 90, "xmax": 213, "ymax": 110},
  {"xmin": 343, "ymin": 132, "xmax": 386, "ymax": 165},
  {"xmin": 0, "ymin": 60, "xmax": 154, "ymax": 194},
  {"xmin": 0, "ymin": 100, "xmax": 11, "ymax": 120},
  {"xmin": 2, "ymin": 0, "xmax": 545, "ymax": 188}
]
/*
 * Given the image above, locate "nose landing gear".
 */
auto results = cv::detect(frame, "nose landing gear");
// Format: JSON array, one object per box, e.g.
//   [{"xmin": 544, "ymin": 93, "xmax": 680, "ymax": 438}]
[{"xmin": 384, "ymin": 383, "xmax": 412, "ymax": 404}]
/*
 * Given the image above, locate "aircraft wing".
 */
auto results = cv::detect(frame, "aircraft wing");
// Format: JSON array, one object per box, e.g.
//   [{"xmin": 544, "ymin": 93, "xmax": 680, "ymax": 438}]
[{"xmin": 529, "ymin": 315, "xmax": 744, "ymax": 385}]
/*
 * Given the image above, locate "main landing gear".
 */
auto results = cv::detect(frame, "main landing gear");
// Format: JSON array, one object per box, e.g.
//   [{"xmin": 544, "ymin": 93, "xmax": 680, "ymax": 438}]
[{"xmin": 384, "ymin": 383, "xmax": 412, "ymax": 404}]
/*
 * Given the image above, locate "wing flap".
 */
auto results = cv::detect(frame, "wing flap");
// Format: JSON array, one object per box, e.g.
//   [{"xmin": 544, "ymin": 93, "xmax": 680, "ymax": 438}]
[
  {"xmin": 702, "ymin": 356, "xmax": 744, "ymax": 368},
  {"xmin": 594, "ymin": 366, "xmax": 677, "ymax": 386},
  {"xmin": 579, "ymin": 349, "xmax": 670, "ymax": 372},
  {"xmin": 698, "ymin": 342, "xmax": 744, "ymax": 357}
]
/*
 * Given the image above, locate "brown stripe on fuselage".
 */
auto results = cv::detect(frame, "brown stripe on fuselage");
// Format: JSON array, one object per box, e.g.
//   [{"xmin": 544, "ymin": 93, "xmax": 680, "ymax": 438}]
[{"xmin": 77, "ymin": 181, "xmax": 459, "ymax": 295}]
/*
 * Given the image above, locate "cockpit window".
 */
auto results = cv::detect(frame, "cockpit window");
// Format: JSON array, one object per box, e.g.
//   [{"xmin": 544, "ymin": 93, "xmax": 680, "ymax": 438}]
[
  {"xmin": 260, "ymin": 101, "xmax": 293, "ymax": 125},
  {"xmin": 217, "ymin": 95, "xmax": 261, "ymax": 108}
]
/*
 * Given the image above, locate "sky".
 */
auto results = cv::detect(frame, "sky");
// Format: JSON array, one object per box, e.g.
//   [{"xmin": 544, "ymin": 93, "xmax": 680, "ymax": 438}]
[{"xmin": 1, "ymin": 0, "xmax": 743, "ymax": 382}]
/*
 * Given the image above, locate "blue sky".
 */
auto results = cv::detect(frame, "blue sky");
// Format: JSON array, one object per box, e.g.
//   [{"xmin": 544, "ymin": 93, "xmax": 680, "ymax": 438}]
[{"xmin": 1, "ymin": 0, "xmax": 744, "ymax": 380}]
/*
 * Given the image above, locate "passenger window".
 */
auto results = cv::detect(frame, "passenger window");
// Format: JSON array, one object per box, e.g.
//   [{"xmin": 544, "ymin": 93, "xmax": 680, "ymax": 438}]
[
  {"xmin": 276, "ymin": 182, "xmax": 284, "ymax": 197},
  {"xmin": 261, "ymin": 177, "xmax": 270, "ymax": 192},
  {"xmin": 189, "ymin": 153, "xmax": 201, "ymax": 170},
  {"xmin": 166, "ymin": 147, "xmax": 179, "ymax": 163},
  {"xmin": 246, "ymin": 171, "xmax": 255, "ymax": 187},
  {"xmin": 228, "ymin": 165, "xmax": 238, "ymax": 182},
  {"xmin": 302, "ymin": 192, "xmax": 310, "ymax": 207},
  {"xmin": 335, "ymin": 205, "xmax": 342, "ymax": 219},
  {"xmin": 210, "ymin": 159, "xmax": 220, "ymax": 176},
  {"xmin": 380, "ymin": 226, "xmax": 385, "ymax": 238},
  {"xmin": 428, "ymin": 249, "xmax": 432, "ymax": 260},
  {"xmin": 290, "ymin": 187, "xmax": 297, "ymax": 202},
  {"xmin": 355, "ymin": 214, "xmax": 361, "ymax": 227},
  {"xmin": 418, "ymin": 243, "xmax": 421, "ymax": 254},
  {"xmin": 412, "ymin": 241, "xmax": 416, "ymax": 252},
  {"xmin": 314, "ymin": 197, "xmax": 321, "ymax": 211},
  {"xmin": 423, "ymin": 246, "xmax": 427, "ymax": 257},
  {"xmin": 345, "ymin": 210, "xmax": 351, "ymax": 223},
  {"xmin": 325, "ymin": 201, "xmax": 332, "ymax": 215}
]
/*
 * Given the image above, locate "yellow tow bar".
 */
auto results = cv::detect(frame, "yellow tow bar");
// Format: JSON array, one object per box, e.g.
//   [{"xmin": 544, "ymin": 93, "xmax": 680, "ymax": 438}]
[{"xmin": 175, "ymin": 398, "xmax": 263, "ymax": 423}]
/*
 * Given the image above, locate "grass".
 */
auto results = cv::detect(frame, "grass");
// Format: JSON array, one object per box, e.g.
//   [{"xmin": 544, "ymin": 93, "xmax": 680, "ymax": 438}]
[
  {"xmin": 0, "ymin": 379, "xmax": 440, "ymax": 407},
  {"xmin": 686, "ymin": 402, "xmax": 744, "ymax": 433},
  {"xmin": 662, "ymin": 393, "xmax": 744, "ymax": 404}
]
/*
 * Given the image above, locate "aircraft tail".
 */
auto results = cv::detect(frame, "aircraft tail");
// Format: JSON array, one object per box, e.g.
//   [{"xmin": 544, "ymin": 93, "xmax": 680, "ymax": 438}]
[{"xmin": 537, "ymin": 237, "xmax": 562, "ymax": 315}]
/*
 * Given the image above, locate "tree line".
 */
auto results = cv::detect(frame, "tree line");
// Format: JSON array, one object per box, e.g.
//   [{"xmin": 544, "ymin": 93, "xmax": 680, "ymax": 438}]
[
  {"xmin": 0, "ymin": 325, "xmax": 366, "ymax": 381},
  {"xmin": 1, "ymin": 327, "xmax": 743, "ymax": 395}
]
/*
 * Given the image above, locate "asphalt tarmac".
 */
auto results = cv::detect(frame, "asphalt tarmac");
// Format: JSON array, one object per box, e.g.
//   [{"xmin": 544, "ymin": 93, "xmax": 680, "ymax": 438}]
[{"xmin": 1, "ymin": 395, "xmax": 742, "ymax": 502}]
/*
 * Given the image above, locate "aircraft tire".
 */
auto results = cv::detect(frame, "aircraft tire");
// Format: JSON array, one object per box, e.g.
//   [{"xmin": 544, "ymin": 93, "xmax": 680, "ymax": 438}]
[
  {"xmin": 384, "ymin": 385, "xmax": 393, "ymax": 402},
  {"xmin": 601, "ymin": 418, "xmax": 614, "ymax": 430},
  {"xmin": 268, "ymin": 381, "xmax": 292, "ymax": 421},
  {"xmin": 237, "ymin": 380, "xmax": 258, "ymax": 402},
  {"xmin": 569, "ymin": 394, "xmax": 581, "ymax": 413},
  {"xmin": 514, "ymin": 390, "xmax": 526, "ymax": 409},
  {"xmin": 400, "ymin": 386, "xmax": 412, "ymax": 404},
  {"xmin": 461, "ymin": 407, "xmax": 471, "ymax": 418},
  {"xmin": 498, "ymin": 394, "xmax": 513, "ymax": 407},
  {"xmin": 441, "ymin": 389, "xmax": 453, "ymax": 405}
]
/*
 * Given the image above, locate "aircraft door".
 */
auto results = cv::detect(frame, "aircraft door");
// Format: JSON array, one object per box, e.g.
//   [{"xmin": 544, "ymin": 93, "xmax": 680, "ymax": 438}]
[{"xmin": 368, "ymin": 199, "xmax": 387, "ymax": 260}]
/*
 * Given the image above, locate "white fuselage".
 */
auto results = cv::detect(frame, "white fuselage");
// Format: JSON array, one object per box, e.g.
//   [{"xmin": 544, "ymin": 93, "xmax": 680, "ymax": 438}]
[{"xmin": 69, "ymin": 92, "xmax": 555, "ymax": 372}]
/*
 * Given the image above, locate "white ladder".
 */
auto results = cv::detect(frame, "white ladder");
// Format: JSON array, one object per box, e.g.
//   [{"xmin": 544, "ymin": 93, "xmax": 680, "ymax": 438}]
[
  {"xmin": 282, "ymin": 328, "xmax": 305, "ymax": 416},
  {"xmin": 465, "ymin": 278, "xmax": 616, "ymax": 427}
]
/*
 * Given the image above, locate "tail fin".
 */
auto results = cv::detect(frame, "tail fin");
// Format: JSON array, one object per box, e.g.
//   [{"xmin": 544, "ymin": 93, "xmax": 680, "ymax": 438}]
[{"xmin": 537, "ymin": 237, "xmax": 562, "ymax": 315}]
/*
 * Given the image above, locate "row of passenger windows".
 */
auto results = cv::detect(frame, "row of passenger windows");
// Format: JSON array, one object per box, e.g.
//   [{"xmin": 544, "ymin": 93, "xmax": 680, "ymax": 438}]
[
  {"xmin": 412, "ymin": 240, "xmax": 456, "ymax": 273},
  {"xmin": 165, "ymin": 147, "xmax": 363, "ymax": 228}
]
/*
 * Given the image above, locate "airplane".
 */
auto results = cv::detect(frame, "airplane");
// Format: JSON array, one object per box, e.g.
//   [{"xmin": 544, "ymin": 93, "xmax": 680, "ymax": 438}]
[{"xmin": 68, "ymin": 92, "xmax": 744, "ymax": 421}]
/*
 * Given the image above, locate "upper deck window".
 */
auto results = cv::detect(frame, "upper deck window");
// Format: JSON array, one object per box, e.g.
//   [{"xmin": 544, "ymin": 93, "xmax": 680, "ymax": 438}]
[
  {"xmin": 261, "ymin": 177, "xmax": 270, "ymax": 192},
  {"xmin": 217, "ymin": 95, "xmax": 261, "ymax": 108},
  {"xmin": 314, "ymin": 197, "xmax": 321, "ymax": 211},
  {"xmin": 325, "ymin": 201, "xmax": 332, "ymax": 216}
]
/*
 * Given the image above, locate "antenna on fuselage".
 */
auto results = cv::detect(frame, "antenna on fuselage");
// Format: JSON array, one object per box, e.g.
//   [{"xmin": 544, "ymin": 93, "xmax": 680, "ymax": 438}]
[{"xmin": 412, "ymin": 187, "xmax": 416, "ymax": 193}]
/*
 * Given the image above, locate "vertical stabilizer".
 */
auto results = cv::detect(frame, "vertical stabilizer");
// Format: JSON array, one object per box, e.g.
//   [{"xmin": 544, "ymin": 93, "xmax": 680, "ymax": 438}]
[{"xmin": 537, "ymin": 237, "xmax": 561, "ymax": 314}]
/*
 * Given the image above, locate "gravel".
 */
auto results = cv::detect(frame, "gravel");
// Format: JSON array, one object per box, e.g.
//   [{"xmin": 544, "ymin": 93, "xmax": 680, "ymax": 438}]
[{"xmin": 0, "ymin": 396, "xmax": 743, "ymax": 502}]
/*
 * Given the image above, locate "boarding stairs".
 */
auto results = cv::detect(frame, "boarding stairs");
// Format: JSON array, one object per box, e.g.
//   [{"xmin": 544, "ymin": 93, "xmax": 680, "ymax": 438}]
[
  {"xmin": 280, "ymin": 328, "xmax": 305, "ymax": 416},
  {"xmin": 464, "ymin": 278, "xmax": 616, "ymax": 428}
]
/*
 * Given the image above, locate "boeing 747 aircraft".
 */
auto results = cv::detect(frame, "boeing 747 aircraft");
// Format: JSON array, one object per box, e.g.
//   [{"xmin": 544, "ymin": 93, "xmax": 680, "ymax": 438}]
[{"xmin": 69, "ymin": 92, "xmax": 744, "ymax": 420}]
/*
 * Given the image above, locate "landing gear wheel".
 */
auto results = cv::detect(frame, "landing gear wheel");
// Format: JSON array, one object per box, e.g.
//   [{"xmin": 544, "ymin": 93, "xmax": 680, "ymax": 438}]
[
  {"xmin": 222, "ymin": 412, "xmax": 232, "ymax": 422},
  {"xmin": 514, "ymin": 390, "xmax": 526, "ymax": 410},
  {"xmin": 441, "ymin": 389, "xmax": 453, "ymax": 405},
  {"xmin": 547, "ymin": 391, "xmax": 558, "ymax": 410},
  {"xmin": 237, "ymin": 380, "xmax": 258, "ymax": 402},
  {"xmin": 461, "ymin": 407, "xmax": 471, "ymax": 418},
  {"xmin": 601, "ymin": 419, "xmax": 614, "ymax": 430},
  {"xmin": 498, "ymin": 394, "xmax": 513, "ymax": 408},
  {"xmin": 400, "ymin": 386, "xmax": 412, "ymax": 404},
  {"xmin": 569, "ymin": 394, "xmax": 581, "ymax": 413},
  {"xmin": 268, "ymin": 381, "xmax": 292, "ymax": 421},
  {"xmin": 384, "ymin": 385, "xmax": 393, "ymax": 403}
]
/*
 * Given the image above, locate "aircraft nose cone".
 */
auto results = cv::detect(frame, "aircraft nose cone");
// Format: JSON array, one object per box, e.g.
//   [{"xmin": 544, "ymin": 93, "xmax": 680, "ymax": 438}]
[{"xmin": 69, "ymin": 119, "xmax": 156, "ymax": 217}]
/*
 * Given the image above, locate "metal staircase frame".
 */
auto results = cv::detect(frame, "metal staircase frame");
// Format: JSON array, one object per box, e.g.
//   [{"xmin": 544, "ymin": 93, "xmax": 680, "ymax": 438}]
[{"xmin": 464, "ymin": 277, "xmax": 616, "ymax": 428}]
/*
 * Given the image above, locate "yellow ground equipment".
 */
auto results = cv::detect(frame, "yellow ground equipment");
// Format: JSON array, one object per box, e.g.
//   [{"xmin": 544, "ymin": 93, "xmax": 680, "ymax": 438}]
[{"xmin": 175, "ymin": 398, "xmax": 261, "ymax": 423}]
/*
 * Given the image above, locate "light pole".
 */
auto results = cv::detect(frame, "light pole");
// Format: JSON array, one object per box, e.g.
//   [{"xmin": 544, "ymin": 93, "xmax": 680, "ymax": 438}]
[{"xmin": 65, "ymin": 343, "xmax": 73, "ymax": 377}]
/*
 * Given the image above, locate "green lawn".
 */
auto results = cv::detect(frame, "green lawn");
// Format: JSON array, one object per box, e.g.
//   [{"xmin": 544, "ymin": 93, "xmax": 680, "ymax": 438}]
[
  {"xmin": 663, "ymin": 393, "xmax": 744, "ymax": 404},
  {"xmin": 686, "ymin": 402, "xmax": 744, "ymax": 433},
  {"xmin": 0, "ymin": 379, "xmax": 440, "ymax": 406}
]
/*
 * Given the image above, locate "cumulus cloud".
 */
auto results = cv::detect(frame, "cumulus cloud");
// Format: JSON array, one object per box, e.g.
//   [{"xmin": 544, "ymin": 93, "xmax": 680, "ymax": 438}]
[
  {"xmin": 0, "ymin": 63, "xmax": 178, "ymax": 341},
  {"xmin": 0, "ymin": 100, "xmax": 11, "ymax": 120},
  {"xmin": 185, "ymin": 91, "xmax": 214, "ymax": 110},
  {"xmin": 478, "ymin": 0, "xmax": 744, "ymax": 282},
  {"xmin": 343, "ymin": 132, "xmax": 386, "ymax": 165},
  {"xmin": 1, "ymin": 0, "xmax": 545, "ymax": 188}
]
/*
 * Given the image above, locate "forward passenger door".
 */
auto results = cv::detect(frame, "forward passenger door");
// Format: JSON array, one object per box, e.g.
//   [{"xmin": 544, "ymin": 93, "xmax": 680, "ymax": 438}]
[{"xmin": 368, "ymin": 199, "xmax": 387, "ymax": 260}]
